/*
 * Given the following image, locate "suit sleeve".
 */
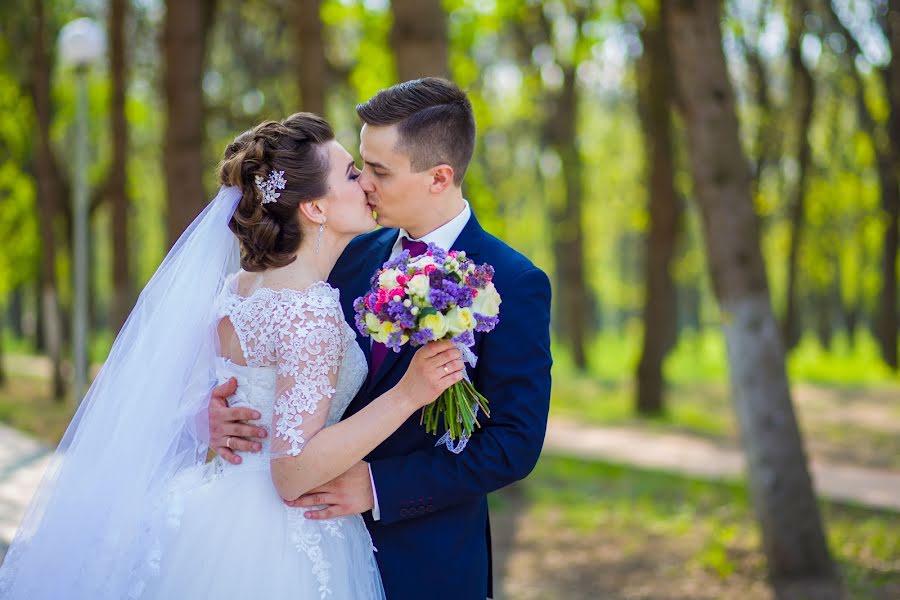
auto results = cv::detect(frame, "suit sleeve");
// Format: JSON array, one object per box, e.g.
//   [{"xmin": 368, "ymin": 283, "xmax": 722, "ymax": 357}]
[{"xmin": 368, "ymin": 266, "xmax": 552, "ymax": 524}]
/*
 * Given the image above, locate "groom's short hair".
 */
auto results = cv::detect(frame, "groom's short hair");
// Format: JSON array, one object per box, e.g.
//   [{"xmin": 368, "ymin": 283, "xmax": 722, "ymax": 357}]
[{"xmin": 357, "ymin": 78, "xmax": 475, "ymax": 186}]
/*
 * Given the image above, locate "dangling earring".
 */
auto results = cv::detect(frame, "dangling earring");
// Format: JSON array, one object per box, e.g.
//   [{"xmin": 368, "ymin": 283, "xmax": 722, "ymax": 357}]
[{"xmin": 315, "ymin": 220, "xmax": 326, "ymax": 255}]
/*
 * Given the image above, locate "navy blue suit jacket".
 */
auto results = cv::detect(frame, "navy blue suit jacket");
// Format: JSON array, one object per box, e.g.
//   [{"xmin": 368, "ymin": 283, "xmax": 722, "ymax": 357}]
[{"xmin": 328, "ymin": 212, "xmax": 552, "ymax": 600}]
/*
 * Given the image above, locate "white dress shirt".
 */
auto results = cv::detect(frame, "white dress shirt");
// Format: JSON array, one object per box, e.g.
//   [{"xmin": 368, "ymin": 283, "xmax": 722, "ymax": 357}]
[{"xmin": 367, "ymin": 200, "xmax": 472, "ymax": 521}]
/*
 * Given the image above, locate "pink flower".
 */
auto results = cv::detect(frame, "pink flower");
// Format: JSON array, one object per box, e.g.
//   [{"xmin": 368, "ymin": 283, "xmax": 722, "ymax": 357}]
[{"xmin": 424, "ymin": 264, "xmax": 436, "ymax": 275}]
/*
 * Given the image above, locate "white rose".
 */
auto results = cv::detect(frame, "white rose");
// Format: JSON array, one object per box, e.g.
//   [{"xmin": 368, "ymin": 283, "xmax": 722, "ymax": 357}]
[
  {"xmin": 378, "ymin": 268, "xmax": 402, "ymax": 289},
  {"xmin": 472, "ymin": 282, "xmax": 501, "ymax": 317},
  {"xmin": 419, "ymin": 312, "xmax": 449, "ymax": 339},
  {"xmin": 410, "ymin": 256, "xmax": 437, "ymax": 270},
  {"xmin": 445, "ymin": 307, "xmax": 475, "ymax": 336},
  {"xmin": 364, "ymin": 312, "xmax": 382, "ymax": 333},
  {"xmin": 366, "ymin": 314, "xmax": 389, "ymax": 343},
  {"xmin": 406, "ymin": 274, "xmax": 430, "ymax": 298}
]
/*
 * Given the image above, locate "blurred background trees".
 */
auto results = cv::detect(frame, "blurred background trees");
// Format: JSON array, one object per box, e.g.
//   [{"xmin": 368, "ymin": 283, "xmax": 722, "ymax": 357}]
[{"xmin": 1, "ymin": 0, "xmax": 899, "ymax": 596}]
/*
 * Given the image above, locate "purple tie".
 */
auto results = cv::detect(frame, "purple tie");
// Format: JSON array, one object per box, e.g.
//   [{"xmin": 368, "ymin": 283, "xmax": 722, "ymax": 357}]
[{"xmin": 370, "ymin": 237, "xmax": 429, "ymax": 380}]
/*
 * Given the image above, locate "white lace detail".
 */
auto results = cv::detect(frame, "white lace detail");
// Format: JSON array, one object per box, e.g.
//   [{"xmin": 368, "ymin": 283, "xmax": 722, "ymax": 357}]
[
  {"xmin": 220, "ymin": 281, "xmax": 355, "ymax": 457},
  {"xmin": 285, "ymin": 511, "xmax": 352, "ymax": 598}
]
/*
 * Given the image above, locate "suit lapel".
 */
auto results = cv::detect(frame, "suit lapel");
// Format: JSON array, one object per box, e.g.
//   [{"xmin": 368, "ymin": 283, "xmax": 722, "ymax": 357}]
[
  {"xmin": 449, "ymin": 211, "xmax": 485, "ymax": 260},
  {"xmin": 362, "ymin": 233, "xmax": 397, "ymax": 369},
  {"xmin": 335, "ymin": 230, "xmax": 396, "ymax": 371},
  {"xmin": 367, "ymin": 212, "xmax": 487, "ymax": 391}
]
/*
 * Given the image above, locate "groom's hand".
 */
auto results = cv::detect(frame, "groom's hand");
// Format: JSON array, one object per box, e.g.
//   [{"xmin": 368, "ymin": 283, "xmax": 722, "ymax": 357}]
[
  {"xmin": 285, "ymin": 461, "xmax": 375, "ymax": 520},
  {"xmin": 208, "ymin": 377, "xmax": 267, "ymax": 465}
]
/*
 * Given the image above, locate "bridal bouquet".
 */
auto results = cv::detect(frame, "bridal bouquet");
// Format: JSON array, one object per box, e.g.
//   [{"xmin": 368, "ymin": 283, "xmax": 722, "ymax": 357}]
[{"xmin": 353, "ymin": 244, "xmax": 501, "ymax": 442}]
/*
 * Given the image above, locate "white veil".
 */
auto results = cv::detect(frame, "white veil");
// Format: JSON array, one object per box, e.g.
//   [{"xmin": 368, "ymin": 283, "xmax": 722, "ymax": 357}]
[{"xmin": 0, "ymin": 186, "xmax": 242, "ymax": 599}]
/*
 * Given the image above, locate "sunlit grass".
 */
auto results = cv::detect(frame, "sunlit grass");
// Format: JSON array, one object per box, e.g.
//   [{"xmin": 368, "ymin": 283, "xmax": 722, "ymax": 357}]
[
  {"xmin": 0, "ymin": 373, "xmax": 72, "ymax": 445},
  {"xmin": 553, "ymin": 326, "xmax": 900, "ymax": 386},
  {"xmin": 490, "ymin": 455, "xmax": 900, "ymax": 598}
]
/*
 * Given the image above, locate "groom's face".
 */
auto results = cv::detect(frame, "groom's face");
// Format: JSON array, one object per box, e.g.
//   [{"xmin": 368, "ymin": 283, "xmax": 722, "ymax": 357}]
[{"xmin": 358, "ymin": 123, "xmax": 431, "ymax": 232}]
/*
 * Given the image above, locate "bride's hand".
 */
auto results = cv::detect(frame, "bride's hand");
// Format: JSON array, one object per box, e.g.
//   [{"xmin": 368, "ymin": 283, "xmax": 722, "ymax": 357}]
[{"xmin": 396, "ymin": 340, "xmax": 465, "ymax": 410}]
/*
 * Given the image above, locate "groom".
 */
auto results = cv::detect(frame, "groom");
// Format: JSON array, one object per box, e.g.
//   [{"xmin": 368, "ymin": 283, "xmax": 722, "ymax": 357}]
[{"xmin": 209, "ymin": 78, "xmax": 552, "ymax": 599}]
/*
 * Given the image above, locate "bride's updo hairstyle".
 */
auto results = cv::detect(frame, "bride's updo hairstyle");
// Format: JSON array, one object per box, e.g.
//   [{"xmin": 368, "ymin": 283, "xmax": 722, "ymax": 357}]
[{"xmin": 219, "ymin": 112, "xmax": 335, "ymax": 272}]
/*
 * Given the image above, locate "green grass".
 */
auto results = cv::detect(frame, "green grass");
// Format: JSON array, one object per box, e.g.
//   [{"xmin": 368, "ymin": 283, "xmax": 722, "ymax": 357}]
[
  {"xmin": 549, "ymin": 374, "xmax": 735, "ymax": 438},
  {"xmin": 553, "ymin": 327, "xmax": 900, "ymax": 387},
  {"xmin": 0, "ymin": 373, "xmax": 73, "ymax": 444},
  {"xmin": 491, "ymin": 455, "xmax": 900, "ymax": 598}
]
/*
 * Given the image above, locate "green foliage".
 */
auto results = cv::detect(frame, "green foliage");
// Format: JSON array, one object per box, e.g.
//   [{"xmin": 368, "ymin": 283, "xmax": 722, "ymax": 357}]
[
  {"xmin": 0, "ymin": 35, "xmax": 39, "ymax": 301},
  {"xmin": 2, "ymin": 0, "xmax": 899, "ymax": 396}
]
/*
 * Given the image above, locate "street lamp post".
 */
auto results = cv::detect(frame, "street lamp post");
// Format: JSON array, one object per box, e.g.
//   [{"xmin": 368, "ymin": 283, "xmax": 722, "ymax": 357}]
[{"xmin": 58, "ymin": 18, "xmax": 104, "ymax": 404}]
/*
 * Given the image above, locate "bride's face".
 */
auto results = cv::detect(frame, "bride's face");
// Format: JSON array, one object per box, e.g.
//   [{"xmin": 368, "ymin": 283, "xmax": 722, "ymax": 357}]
[{"xmin": 320, "ymin": 140, "xmax": 376, "ymax": 237}]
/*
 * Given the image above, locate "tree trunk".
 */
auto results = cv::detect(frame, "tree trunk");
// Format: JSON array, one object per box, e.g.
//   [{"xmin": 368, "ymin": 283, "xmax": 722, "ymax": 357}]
[
  {"xmin": 874, "ymin": 148, "xmax": 899, "ymax": 367},
  {"xmin": 782, "ymin": 1, "xmax": 816, "ymax": 351},
  {"xmin": 827, "ymin": 2, "xmax": 899, "ymax": 367},
  {"xmin": 636, "ymin": 3, "xmax": 681, "ymax": 415},
  {"xmin": 551, "ymin": 66, "xmax": 589, "ymax": 370},
  {"xmin": 9, "ymin": 286, "xmax": 25, "ymax": 339},
  {"xmin": 294, "ymin": 0, "xmax": 326, "ymax": 115},
  {"xmin": 109, "ymin": 0, "xmax": 132, "ymax": 334},
  {"xmin": 163, "ymin": 0, "xmax": 216, "ymax": 245},
  {"xmin": 877, "ymin": 0, "xmax": 900, "ymax": 369},
  {"xmin": 0, "ymin": 317, "xmax": 6, "ymax": 386},
  {"xmin": 31, "ymin": 0, "xmax": 66, "ymax": 402},
  {"xmin": 665, "ymin": 2, "xmax": 842, "ymax": 597},
  {"xmin": 389, "ymin": 0, "xmax": 449, "ymax": 81},
  {"xmin": 533, "ymin": 7, "xmax": 591, "ymax": 371},
  {"xmin": 739, "ymin": 0, "xmax": 778, "ymax": 201}
]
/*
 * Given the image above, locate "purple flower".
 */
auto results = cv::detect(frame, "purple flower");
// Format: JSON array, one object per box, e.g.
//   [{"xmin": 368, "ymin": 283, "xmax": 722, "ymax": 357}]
[
  {"xmin": 466, "ymin": 264, "xmax": 494, "ymax": 289},
  {"xmin": 411, "ymin": 329, "xmax": 435, "ymax": 346},
  {"xmin": 353, "ymin": 297, "xmax": 369, "ymax": 334},
  {"xmin": 386, "ymin": 330, "xmax": 406, "ymax": 353},
  {"xmin": 382, "ymin": 250, "xmax": 412, "ymax": 272},
  {"xmin": 451, "ymin": 330, "xmax": 475, "ymax": 347},
  {"xmin": 475, "ymin": 314, "xmax": 499, "ymax": 333},
  {"xmin": 386, "ymin": 301, "xmax": 416, "ymax": 329},
  {"xmin": 354, "ymin": 314, "xmax": 367, "ymax": 335},
  {"xmin": 428, "ymin": 288, "xmax": 454, "ymax": 311},
  {"xmin": 443, "ymin": 280, "xmax": 474, "ymax": 308},
  {"xmin": 425, "ymin": 243, "xmax": 448, "ymax": 262}
]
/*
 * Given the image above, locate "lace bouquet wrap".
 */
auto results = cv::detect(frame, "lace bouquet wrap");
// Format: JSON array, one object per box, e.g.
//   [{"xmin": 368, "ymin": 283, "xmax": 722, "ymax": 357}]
[{"xmin": 353, "ymin": 243, "xmax": 501, "ymax": 443}]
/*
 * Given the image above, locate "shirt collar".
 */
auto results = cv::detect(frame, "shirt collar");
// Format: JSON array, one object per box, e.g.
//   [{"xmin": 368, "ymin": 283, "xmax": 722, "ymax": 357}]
[{"xmin": 391, "ymin": 200, "xmax": 471, "ymax": 258}]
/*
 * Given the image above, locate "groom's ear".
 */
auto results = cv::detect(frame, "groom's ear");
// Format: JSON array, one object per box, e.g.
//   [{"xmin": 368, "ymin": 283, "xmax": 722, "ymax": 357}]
[{"xmin": 428, "ymin": 164, "xmax": 455, "ymax": 194}]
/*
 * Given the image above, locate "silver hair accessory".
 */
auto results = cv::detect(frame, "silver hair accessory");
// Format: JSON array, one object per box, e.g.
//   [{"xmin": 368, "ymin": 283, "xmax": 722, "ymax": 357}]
[
  {"xmin": 255, "ymin": 169, "xmax": 286, "ymax": 204},
  {"xmin": 315, "ymin": 220, "xmax": 326, "ymax": 255}
]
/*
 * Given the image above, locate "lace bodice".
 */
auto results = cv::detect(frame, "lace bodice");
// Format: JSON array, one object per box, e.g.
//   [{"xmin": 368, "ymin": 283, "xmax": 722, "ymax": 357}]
[{"xmin": 215, "ymin": 278, "xmax": 367, "ymax": 465}]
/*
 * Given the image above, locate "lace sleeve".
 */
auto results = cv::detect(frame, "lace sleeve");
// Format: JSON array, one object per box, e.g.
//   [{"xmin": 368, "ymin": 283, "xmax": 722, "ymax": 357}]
[{"xmin": 270, "ymin": 291, "xmax": 349, "ymax": 459}]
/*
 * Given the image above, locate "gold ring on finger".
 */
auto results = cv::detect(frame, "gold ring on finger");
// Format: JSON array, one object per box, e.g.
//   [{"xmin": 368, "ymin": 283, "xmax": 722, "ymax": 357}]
[
  {"xmin": 225, "ymin": 436, "xmax": 232, "ymax": 449},
  {"xmin": 443, "ymin": 365, "xmax": 449, "ymax": 374}
]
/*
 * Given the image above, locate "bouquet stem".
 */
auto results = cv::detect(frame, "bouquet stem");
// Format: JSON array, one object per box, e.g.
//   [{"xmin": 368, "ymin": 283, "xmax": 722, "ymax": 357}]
[{"xmin": 420, "ymin": 380, "xmax": 490, "ymax": 441}]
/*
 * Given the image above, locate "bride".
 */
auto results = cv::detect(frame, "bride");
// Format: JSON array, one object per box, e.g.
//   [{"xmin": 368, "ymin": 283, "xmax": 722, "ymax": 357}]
[{"xmin": 0, "ymin": 112, "xmax": 464, "ymax": 599}]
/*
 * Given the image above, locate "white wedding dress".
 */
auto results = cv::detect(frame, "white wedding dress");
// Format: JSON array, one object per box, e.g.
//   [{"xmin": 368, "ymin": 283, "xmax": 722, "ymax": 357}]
[{"xmin": 132, "ymin": 278, "xmax": 385, "ymax": 600}]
